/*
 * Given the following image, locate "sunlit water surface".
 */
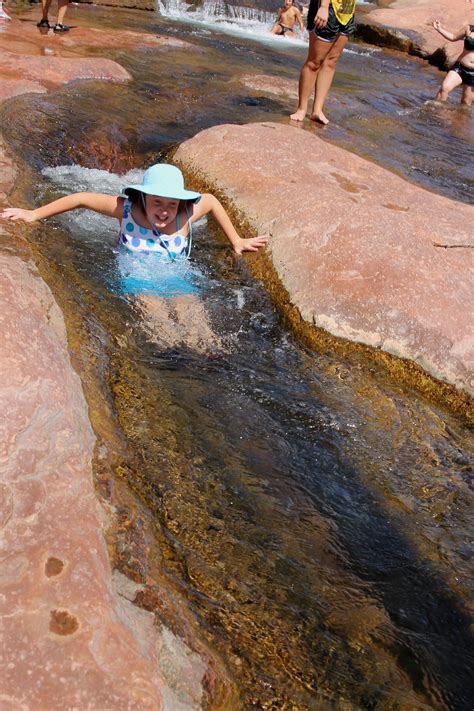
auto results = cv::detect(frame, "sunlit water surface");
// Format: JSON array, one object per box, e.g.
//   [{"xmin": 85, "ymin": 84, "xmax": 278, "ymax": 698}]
[{"xmin": 2, "ymin": 5, "xmax": 473, "ymax": 709}]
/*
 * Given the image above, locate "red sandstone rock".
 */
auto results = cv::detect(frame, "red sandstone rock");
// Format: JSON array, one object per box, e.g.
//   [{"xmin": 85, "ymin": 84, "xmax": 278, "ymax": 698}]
[
  {"xmin": 238, "ymin": 74, "xmax": 298, "ymax": 100},
  {"xmin": 0, "ymin": 13, "xmax": 194, "ymax": 101},
  {"xmin": 0, "ymin": 251, "xmax": 166, "ymax": 708},
  {"xmin": 175, "ymin": 122, "xmax": 474, "ymax": 395},
  {"xmin": 359, "ymin": 0, "xmax": 473, "ymax": 65},
  {"xmin": 59, "ymin": 25, "xmax": 192, "ymax": 50},
  {"xmin": 1, "ymin": 48, "xmax": 130, "ymax": 90},
  {"xmin": 0, "ymin": 79, "xmax": 47, "ymax": 103},
  {"xmin": 0, "ymin": 10, "xmax": 214, "ymax": 705}
]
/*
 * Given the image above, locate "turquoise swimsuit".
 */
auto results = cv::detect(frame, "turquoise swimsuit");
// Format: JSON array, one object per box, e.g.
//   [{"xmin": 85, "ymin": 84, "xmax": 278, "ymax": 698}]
[{"xmin": 117, "ymin": 198, "xmax": 199, "ymax": 297}]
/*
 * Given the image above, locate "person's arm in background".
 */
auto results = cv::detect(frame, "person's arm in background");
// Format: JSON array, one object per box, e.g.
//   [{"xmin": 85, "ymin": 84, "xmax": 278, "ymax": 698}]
[{"xmin": 432, "ymin": 21, "xmax": 467, "ymax": 42}]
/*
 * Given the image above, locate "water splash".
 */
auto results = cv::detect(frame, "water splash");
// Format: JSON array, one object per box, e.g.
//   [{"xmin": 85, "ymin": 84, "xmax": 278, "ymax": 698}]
[{"xmin": 157, "ymin": 0, "xmax": 308, "ymax": 45}]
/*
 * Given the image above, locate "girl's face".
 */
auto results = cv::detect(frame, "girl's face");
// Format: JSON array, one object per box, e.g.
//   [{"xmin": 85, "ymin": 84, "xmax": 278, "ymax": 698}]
[{"xmin": 143, "ymin": 194, "xmax": 180, "ymax": 230}]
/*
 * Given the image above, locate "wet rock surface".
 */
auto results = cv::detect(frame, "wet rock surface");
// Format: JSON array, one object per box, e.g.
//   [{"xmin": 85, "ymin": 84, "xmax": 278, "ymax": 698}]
[
  {"xmin": 238, "ymin": 73, "xmax": 298, "ymax": 99},
  {"xmin": 357, "ymin": 0, "xmax": 472, "ymax": 67},
  {"xmin": 1, "ymin": 48, "xmax": 130, "ymax": 93},
  {"xmin": 175, "ymin": 121, "xmax": 474, "ymax": 397},
  {"xmin": 0, "ymin": 242, "xmax": 167, "ymax": 709},
  {"xmin": 0, "ymin": 12, "xmax": 208, "ymax": 708},
  {"xmin": 0, "ymin": 10, "xmax": 193, "ymax": 101}
]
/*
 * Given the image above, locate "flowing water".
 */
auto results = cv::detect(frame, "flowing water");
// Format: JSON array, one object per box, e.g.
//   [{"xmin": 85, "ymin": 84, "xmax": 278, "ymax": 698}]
[{"xmin": 2, "ymin": 4, "xmax": 473, "ymax": 709}]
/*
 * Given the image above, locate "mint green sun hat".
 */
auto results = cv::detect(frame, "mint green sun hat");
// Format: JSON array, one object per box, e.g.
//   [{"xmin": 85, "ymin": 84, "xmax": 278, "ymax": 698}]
[{"xmin": 122, "ymin": 163, "xmax": 201, "ymax": 203}]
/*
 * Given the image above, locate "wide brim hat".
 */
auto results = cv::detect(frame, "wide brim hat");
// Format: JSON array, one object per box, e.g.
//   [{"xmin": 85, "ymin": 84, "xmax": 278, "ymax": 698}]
[{"xmin": 122, "ymin": 163, "xmax": 201, "ymax": 203}]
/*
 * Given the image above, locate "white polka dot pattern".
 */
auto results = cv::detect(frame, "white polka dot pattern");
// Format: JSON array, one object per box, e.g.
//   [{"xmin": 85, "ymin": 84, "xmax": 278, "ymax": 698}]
[{"xmin": 119, "ymin": 199, "xmax": 188, "ymax": 259}]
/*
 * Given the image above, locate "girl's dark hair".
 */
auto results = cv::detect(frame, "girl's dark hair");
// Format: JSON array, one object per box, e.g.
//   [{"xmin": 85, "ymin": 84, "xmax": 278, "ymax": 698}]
[{"xmin": 124, "ymin": 188, "xmax": 144, "ymax": 204}]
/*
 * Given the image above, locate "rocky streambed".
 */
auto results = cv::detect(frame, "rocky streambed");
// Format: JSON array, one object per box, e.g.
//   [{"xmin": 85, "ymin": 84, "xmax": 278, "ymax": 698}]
[{"xmin": 1, "ymin": 2, "xmax": 473, "ymax": 709}]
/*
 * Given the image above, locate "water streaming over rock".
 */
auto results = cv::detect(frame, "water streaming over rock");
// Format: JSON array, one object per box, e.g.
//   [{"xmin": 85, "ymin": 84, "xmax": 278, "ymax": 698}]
[
  {"xmin": 2, "ymin": 4, "xmax": 473, "ymax": 708},
  {"xmin": 156, "ymin": 0, "xmax": 372, "ymax": 32},
  {"xmin": 158, "ymin": 0, "xmax": 275, "ymax": 23}
]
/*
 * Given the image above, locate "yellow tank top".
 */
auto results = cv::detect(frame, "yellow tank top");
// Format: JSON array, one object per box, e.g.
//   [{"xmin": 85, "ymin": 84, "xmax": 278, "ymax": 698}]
[{"xmin": 331, "ymin": 0, "xmax": 356, "ymax": 26}]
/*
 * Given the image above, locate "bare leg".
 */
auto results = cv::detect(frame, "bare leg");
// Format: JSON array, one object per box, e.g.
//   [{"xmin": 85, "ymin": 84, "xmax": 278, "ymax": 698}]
[
  {"xmin": 461, "ymin": 84, "xmax": 473, "ymax": 106},
  {"xmin": 311, "ymin": 34, "xmax": 348, "ymax": 124},
  {"xmin": 271, "ymin": 24, "xmax": 283, "ymax": 35},
  {"xmin": 290, "ymin": 35, "xmax": 333, "ymax": 121},
  {"xmin": 137, "ymin": 294, "xmax": 222, "ymax": 353},
  {"xmin": 40, "ymin": 0, "xmax": 52, "ymax": 22},
  {"xmin": 172, "ymin": 295, "xmax": 222, "ymax": 352},
  {"xmin": 435, "ymin": 70, "xmax": 462, "ymax": 101},
  {"xmin": 56, "ymin": 0, "xmax": 68, "ymax": 25},
  {"xmin": 137, "ymin": 295, "xmax": 181, "ymax": 347}
]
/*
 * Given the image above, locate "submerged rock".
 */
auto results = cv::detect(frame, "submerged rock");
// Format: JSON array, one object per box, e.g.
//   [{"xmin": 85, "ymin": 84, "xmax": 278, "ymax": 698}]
[
  {"xmin": 1, "ymin": 49, "xmax": 131, "ymax": 91},
  {"xmin": 175, "ymin": 122, "xmax": 473, "ymax": 397}
]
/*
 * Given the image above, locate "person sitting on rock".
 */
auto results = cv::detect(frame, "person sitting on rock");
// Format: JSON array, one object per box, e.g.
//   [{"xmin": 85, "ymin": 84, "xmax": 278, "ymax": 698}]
[
  {"xmin": 36, "ymin": 0, "xmax": 70, "ymax": 32},
  {"xmin": 432, "ymin": 19, "xmax": 474, "ymax": 106},
  {"xmin": 271, "ymin": 0, "xmax": 304, "ymax": 38}
]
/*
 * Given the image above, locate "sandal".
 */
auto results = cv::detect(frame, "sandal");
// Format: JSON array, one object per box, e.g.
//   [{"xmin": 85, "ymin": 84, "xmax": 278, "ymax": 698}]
[
  {"xmin": 37, "ymin": 18, "xmax": 50, "ymax": 27},
  {"xmin": 53, "ymin": 23, "xmax": 70, "ymax": 32}
]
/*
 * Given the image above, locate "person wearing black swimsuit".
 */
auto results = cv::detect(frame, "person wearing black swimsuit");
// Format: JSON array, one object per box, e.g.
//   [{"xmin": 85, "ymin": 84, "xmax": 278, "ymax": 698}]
[
  {"xmin": 433, "ymin": 20, "xmax": 474, "ymax": 106},
  {"xmin": 271, "ymin": 0, "xmax": 304, "ymax": 38}
]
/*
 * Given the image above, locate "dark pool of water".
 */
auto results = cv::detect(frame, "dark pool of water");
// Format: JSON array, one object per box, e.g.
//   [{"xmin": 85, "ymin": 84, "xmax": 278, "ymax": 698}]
[{"xmin": 2, "ymin": 5, "xmax": 473, "ymax": 709}]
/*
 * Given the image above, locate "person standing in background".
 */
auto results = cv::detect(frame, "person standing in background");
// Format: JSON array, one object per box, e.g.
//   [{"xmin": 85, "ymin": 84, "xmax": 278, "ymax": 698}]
[
  {"xmin": 290, "ymin": 0, "xmax": 356, "ymax": 124},
  {"xmin": 37, "ymin": 0, "xmax": 70, "ymax": 32},
  {"xmin": 0, "ymin": 0, "xmax": 11, "ymax": 19},
  {"xmin": 432, "ymin": 19, "xmax": 474, "ymax": 106}
]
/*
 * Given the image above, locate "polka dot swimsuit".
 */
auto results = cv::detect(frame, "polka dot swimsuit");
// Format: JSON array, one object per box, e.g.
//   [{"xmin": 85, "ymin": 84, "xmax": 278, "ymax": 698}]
[{"xmin": 118, "ymin": 198, "xmax": 191, "ymax": 260}]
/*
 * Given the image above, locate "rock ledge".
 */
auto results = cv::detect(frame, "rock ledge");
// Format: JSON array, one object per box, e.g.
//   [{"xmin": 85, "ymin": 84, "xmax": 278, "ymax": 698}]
[{"xmin": 175, "ymin": 122, "xmax": 473, "ymax": 402}]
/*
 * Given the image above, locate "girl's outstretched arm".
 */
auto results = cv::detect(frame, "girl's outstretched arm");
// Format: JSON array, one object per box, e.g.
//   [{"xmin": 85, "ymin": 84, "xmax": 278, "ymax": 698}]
[
  {"xmin": 432, "ymin": 21, "xmax": 467, "ymax": 42},
  {"xmin": 193, "ymin": 194, "xmax": 268, "ymax": 255},
  {"xmin": 1, "ymin": 193, "xmax": 124, "ymax": 224}
]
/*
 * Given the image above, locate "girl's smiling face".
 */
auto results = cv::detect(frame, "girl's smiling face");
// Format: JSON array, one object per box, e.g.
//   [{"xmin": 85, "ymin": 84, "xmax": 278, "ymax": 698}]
[{"xmin": 143, "ymin": 194, "xmax": 180, "ymax": 231}]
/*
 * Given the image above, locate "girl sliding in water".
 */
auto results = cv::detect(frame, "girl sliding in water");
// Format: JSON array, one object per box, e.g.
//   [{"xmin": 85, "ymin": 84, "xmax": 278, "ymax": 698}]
[
  {"xmin": 432, "ymin": 19, "xmax": 474, "ymax": 106},
  {"xmin": 1, "ymin": 163, "xmax": 268, "ymax": 352}
]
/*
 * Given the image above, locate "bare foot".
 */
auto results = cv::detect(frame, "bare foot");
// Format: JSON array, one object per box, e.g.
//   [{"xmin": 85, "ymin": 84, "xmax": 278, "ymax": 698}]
[
  {"xmin": 290, "ymin": 109, "xmax": 306, "ymax": 122},
  {"xmin": 310, "ymin": 111, "xmax": 329, "ymax": 125}
]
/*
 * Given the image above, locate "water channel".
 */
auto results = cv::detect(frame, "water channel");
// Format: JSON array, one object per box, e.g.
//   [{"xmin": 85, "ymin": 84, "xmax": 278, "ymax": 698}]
[{"xmin": 2, "ymin": 4, "xmax": 473, "ymax": 709}]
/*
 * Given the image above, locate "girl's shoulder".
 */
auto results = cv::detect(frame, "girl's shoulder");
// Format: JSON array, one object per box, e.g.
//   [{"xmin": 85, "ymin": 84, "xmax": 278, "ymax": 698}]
[{"xmin": 189, "ymin": 193, "xmax": 214, "ymax": 217}]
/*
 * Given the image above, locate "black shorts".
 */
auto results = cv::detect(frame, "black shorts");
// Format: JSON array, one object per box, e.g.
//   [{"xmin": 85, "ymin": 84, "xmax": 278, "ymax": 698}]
[
  {"xmin": 452, "ymin": 62, "xmax": 474, "ymax": 87},
  {"xmin": 306, "ymin": 0, "xmax": 355, "ymax": 40}
]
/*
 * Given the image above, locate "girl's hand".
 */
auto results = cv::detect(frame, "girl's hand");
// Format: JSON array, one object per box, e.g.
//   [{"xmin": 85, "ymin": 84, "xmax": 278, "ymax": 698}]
[
  {"xmin": 315, "ymin": 6, "xmax": 329, "ymax": 29},
  {"xmin": 1, "ymin": 207, "xmax": 37, "ymax": 223},
  {"xmin": 233, "ymin": 234, "xmax": 269, "ymax": 255}
]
